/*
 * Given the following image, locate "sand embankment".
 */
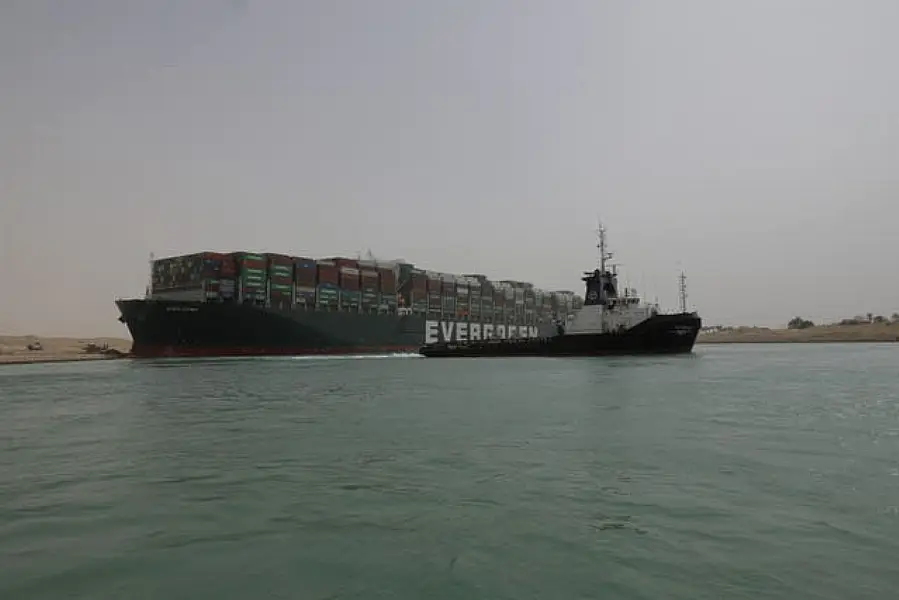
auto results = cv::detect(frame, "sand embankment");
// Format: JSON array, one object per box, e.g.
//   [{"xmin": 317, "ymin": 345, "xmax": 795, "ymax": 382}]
[
  {"xmin": 698, "ymin": 323, "xmax": 899, "ymax": 344},
  {"xmin": 0, "ymin": 336, "xmax": 132, "ymax": 365}
]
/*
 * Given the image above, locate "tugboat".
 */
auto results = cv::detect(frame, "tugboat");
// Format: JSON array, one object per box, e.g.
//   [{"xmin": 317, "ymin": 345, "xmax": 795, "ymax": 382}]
[{"xmin": 418, "ymin": 224, "xmax": 701, "ymax": 358}]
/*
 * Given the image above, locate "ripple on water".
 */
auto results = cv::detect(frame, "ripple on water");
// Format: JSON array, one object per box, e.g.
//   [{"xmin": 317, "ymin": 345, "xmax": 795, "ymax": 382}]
[{"xmin": 2, "ymin": 347, "xmax": 899, "ymax": 599}]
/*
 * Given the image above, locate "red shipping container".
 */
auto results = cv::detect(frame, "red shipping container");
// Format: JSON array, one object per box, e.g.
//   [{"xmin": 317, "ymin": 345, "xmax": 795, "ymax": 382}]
[
  {"xmin": 316, "ymin": 265, "xmax": 340, "ymax": 286},
  {"xmin": 220, "ymin": 257, "xmax": 237, "ymax": 276},
  {"xmin": 236, "ymin": 258, "xmax": 266, "ymax": 269},
  {"xmin": 411, "ymin": 273, "xmax": 427, "ymax": 292},
  {"xmin": 294, "ymin": 258, "xmax": 317, "ymax": 284},
  {"xmin": 360, "ymin": 270, "xmax": 380, "ymax": 290},
  {"xmin": 330, "ymin": 257, "xmax": 358, "ymax": 269},
  {"xmin": 339, "ymin": 267, "xmax": 360, "ymax": 291},
  {"xmin": 295, "ymin": 273, "xmax": 316, "ymax": 286},
  {"xmin": 378, "ymin": 270, "xmax": 397, "ymax": 293}
]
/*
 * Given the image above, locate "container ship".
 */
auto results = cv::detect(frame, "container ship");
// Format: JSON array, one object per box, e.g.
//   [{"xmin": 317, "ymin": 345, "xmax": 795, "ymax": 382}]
[
  {"xmin": 419, "ymin": 225, "xmax": 702, "ymax": 358},
  {"xmin": 115, "ymin": 251, "xmax": 584, "ymax": 358}
]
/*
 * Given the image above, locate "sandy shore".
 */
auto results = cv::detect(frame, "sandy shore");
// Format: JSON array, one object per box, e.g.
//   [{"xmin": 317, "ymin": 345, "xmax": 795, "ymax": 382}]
[
  {"xmin": 0, "ymin": 336, "xmax": 132, "ymax": 366},
  {"xmin": 698, "ymin": 323, "xmax": 899, "ymax": 344}
]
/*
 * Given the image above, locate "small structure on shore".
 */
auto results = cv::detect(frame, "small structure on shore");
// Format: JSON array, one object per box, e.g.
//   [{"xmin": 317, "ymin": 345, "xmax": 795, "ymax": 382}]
[{"xmin": 83, "ymin": 341, "xmax": 126, "ymax": 358}]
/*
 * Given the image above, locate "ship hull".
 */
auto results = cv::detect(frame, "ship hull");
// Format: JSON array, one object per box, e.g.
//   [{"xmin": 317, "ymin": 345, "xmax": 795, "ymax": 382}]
[
  {"xmin": 418, "ymin": 313, "xmax": 702, "ymax": 358},
  {"xmin": 115, "ymin": 299, "xmax": 555, "ymax": 358}
]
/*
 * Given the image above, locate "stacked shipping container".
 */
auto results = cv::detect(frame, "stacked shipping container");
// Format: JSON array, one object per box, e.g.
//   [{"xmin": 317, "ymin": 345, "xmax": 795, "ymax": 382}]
[
  {"xmin": 500, "ymin": 283, "xmax": 516, "ymax": 324},
  {"xmin": 493, "ymin": 286, "xmax": 505, "ymax": 323},
  {"xmin": 149, "ymin": 252, "xmax": 584, "ymax": 318},
  {"xmin": 335, "ymin": 258, "xmax": 361, "ymax": 312},
  {"xmin": 426, "ymin": 272, "xmax": 441, "ymax": 319},
  {"xmin": 266, "ymin": 253, "xmax": 294, "ymax": 308},
  {"xmin": 378, "ymin": 266, "xmax": 397, "ymax": 312},
  {"xmin": 219, "ymin": 254, "xmax": 237, "ymax": 300},
  {"xmin": 410, "ymin": 270, "xmax": 428, "ymax": 314},
  {"xmin": 524, "ymin": 286, "xmax": 536, "ymax": 325},
  {"xmin": 150, "ymin": 252, "xmax": 237, "ymax": 302},
  {"xmin": 152, "ymin": 252, "xmax": 209, "ymax": 291},
  {"xmin": 455, "ymin": 277, "xmax": 469, "ymax": 319},
  {"xmin": 514, "ymin": 284, "xmax": 525, "ymax": 324},
  {"xmin": 534, "ymin": 289, "xmax": 550, "ymax": 321},
  {"xmin": 233, "ymin": 252, "xmax": 267, "ymax": 303},
  {"xmin": 358, "ymin": 260, "xmax": 380, "ymax": 313},
  {"xmin": 316, "ymin": 260, "xmax": 340, "ymax": 309},
  {"xmin": 465, "ymin": 276, "xmax": 481, "ymax": 321},
  {"xmin": 479, "ymin": 278, "xmax": 494, "ymax": 323},
  {"xmin": 294, "ymin": 257, "xmax": 317, "ymax": 308},
  {"xmin": 440, "ymin": 274, "xmax": 456, "ymax": 319}
]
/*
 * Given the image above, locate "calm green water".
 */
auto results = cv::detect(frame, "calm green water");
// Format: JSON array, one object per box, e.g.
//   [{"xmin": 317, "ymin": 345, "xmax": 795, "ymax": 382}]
[{"xmin": 2, "ymin": 344, "xmax": 898, "ymax": 599}]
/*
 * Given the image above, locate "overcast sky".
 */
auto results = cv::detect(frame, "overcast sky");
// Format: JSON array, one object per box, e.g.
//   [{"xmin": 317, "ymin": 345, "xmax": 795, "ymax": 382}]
[{"xmin": 2, "ymin": 0, "xmax": 898, "ymax": 337}]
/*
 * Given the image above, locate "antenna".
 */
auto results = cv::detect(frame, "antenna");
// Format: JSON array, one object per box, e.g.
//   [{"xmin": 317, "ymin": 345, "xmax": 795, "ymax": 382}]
[{"xmin": 678, "ymin": 271, "xmax": 688, "ymax": 313}]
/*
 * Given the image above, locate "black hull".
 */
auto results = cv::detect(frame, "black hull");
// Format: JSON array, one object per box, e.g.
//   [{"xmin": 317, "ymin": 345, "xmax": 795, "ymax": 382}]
[
  {"xmin": 419, "ymin": 313, "xmax": 702, "ymax": 357},
  {"xmin": 115, "ymin": 299, "xmax": 555, "ymax": 358}
]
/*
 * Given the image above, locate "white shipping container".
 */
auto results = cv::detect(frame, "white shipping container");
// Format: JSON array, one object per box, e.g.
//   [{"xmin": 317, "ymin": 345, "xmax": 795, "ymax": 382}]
[{"xmin": 151, "ymin": 286, "xmax": 205, "ymax": 302}]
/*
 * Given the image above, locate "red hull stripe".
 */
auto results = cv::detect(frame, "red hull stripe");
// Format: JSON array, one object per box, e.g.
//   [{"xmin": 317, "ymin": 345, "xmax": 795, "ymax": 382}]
[{"xmin": 129, "ymin": 345, "xmax": 419, "ymax": 358}]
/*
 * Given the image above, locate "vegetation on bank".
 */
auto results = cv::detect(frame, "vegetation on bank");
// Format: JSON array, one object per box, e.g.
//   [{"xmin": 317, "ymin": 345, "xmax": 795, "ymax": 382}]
[{"xmin": 699, "ymin": 313, "xmax": 899, "ymax": 343}]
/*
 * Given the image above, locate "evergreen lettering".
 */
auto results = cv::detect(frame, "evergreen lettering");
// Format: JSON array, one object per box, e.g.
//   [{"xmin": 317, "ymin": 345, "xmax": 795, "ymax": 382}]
[{"xmin": 424, "ymin": 320, "xmax": 539, "ymax": 344}]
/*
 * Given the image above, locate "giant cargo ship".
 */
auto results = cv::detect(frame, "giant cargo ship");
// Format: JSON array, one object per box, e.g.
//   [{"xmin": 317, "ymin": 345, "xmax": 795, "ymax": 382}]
[
  {"xmin": 419, "ymin": 225, "xmax": 702, "ymax": 358},
  {"xmin": 116, "ymin": 250, "xmax": 584, "ymax": 358}
]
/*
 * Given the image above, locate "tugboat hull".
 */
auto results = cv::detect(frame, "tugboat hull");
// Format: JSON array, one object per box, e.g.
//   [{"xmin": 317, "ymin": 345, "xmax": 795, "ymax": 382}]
[{"xmin": 419, "ymin": 313, "xmax": 701, "ymax": 358}]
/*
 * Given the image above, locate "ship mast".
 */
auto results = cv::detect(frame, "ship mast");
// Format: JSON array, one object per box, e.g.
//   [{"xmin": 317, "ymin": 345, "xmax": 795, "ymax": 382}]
[
  {"xmin": 678, "ymin": 271, "xmax": 688, "ymax": 313},
  {"xmin": 596, "ymin": 222, "xmax": 613, "ymax": 273},
  {"xmin": 596, "ymin": 222, "xmax": 614, "ymax": 333}
]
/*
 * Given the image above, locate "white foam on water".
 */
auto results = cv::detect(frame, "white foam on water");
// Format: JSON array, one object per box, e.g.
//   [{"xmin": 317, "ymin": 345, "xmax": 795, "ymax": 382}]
[{"xmin": 285, "ymin": 352, "xmax": 423, "ymax": 361}]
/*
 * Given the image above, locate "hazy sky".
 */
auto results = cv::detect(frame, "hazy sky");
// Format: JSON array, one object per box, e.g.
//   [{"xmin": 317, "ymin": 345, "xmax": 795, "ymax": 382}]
[{"xmin": 2, "ymin": 0, "xmax": 898, "ymax": 337}]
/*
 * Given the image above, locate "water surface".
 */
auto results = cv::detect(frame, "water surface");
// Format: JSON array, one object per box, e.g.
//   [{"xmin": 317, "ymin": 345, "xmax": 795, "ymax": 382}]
[{"xmin": 2, "ymin": 344, "xmax": 898, "ymax": 598}]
